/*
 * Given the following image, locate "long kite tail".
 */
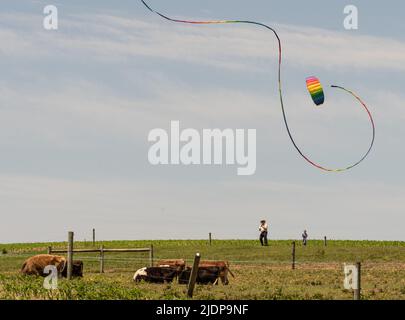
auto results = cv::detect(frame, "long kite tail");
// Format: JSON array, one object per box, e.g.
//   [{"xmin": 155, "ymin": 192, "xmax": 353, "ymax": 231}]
[{"xmin": 141, "ymin": 1, "xmax": 375, "ymax": 172}]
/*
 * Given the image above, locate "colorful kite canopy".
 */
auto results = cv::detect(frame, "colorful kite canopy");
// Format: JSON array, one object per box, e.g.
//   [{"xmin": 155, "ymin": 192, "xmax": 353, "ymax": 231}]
[
  {"xmin": 306, "ymin": 76, "xmax": 325, "ymax": 106},
  {"xmin": 141, "ymin": 1, "xmax": 376, "ymax": 173}
]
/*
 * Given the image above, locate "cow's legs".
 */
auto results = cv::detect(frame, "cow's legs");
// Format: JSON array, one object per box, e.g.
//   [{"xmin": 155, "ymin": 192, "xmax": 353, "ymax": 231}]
[{"xmin": 220, "ymin": 270, "xmax": 229, "ymax": 285}]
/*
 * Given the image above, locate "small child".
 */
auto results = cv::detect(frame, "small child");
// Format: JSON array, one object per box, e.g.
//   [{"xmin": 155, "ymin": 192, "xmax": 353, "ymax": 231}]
[{"xmin": 302, "ymin": 230, "xmax": 308, "ymax": 246}]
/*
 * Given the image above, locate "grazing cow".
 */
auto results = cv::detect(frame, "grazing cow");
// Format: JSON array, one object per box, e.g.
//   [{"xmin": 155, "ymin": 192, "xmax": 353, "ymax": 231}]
[
  {"xmin": 178, "ymin": 266, "xmax": 222, "ymax": 285},
  {"xmin": 157, "ymin": 259, "xmax": 186, "ymax": 273},
  {"xmin": 21, "ymin": 254, "xmax": 66, "ymax": 276},
  {"xmin": 198, "ymin": 261, "xmax": 234, "ymax": 285},
  {"xmin": 61, "ymin": 260, "xmax": 83, "ymax": 278},
  {"xmin": 133, "ymin": 267, "xmax": 178, "ymax": 283},
  {"xmin": 21, "ymin": 254, "xmax": 83, "ymax": 277}
]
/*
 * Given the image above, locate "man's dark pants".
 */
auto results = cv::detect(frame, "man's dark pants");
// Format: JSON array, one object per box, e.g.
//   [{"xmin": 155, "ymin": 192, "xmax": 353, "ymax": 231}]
[{"xmin": 260, "ymin": 231, "xmax": 268, "ymax": 246}]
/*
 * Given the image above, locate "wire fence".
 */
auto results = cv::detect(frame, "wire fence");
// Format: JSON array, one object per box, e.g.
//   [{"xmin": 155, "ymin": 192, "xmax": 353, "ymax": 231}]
[
  {"xmin": 3, "ymin": 253, "xmax": 403, "ymax": 289},
  {"xmin": 2, "ymin": 252, "xmax": 404, "ymax": 267}
]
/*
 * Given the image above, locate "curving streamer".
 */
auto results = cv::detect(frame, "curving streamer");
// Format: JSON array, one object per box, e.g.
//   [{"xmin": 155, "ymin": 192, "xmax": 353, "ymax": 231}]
[{"xmin": 141, "ymin": 1, "xmax": 375, "ymax": 172}]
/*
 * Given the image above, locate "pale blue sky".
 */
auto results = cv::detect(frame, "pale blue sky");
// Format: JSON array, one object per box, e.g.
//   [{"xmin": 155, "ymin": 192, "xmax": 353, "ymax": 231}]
[{"xmin": 0, "ymin": 1, "xmax": 404, "ymax": 243}]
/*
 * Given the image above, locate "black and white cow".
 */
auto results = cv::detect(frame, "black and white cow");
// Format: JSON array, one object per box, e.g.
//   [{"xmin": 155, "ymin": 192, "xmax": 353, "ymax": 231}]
[{"xmin": 133, "ymin": 267, "xmax": 178, "ymax": 283}]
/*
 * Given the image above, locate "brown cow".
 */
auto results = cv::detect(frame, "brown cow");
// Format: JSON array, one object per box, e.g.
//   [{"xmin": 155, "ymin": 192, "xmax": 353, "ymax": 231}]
[
  {"xmin": 157, "ymin": 259, "xmax": 186, "ymax": 273},
  {"xmin": 21, "ymin": 254, "xmax": 83, "ymax": 277},
  {"xmin": 198, "ymin": 260, "xmax": 234, "ymax": 285},
  {"xmin": 178, "ymin": 266, "xmax": 222, "ymax": 285}
]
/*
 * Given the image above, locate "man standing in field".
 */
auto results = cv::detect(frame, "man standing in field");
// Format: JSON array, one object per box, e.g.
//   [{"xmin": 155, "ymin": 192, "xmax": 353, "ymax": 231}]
[{"xmin": 259, "ymin": 220, "xmax": 268, "ymax": 246}]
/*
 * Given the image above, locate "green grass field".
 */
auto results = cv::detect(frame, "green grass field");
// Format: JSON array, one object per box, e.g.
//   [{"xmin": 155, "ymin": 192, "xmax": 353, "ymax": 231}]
[{"xmin": 0, "ymin": 240, "xmax": 404, "ymax": 300}]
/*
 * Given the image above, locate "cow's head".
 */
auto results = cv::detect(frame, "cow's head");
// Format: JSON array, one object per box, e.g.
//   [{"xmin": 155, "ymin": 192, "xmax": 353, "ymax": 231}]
[{"xmin": 61, "ymin": 260, "xmax": 83, "ymax": 277}]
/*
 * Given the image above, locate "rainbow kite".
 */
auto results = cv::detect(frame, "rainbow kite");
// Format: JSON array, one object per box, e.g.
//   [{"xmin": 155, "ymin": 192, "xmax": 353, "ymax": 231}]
[
  {"xmin": 141, "ymin": 1, "xmax": 375, "ymax": 173},
  {"xmin": 306, "ymin": 76, "xmax": 325, "ymax": 106}
]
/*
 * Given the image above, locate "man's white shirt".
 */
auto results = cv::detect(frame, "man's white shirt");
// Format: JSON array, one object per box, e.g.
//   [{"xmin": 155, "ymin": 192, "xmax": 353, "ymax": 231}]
[{"xmin": 259, "ymin": 224, "xmax": 268, "ymax": 232}]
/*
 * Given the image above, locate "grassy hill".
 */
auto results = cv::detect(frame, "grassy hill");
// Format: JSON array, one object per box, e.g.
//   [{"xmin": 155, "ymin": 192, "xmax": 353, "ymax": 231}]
[{"xmin": 0, "ymin": 240, "xmax": 404, "ymax": 300}]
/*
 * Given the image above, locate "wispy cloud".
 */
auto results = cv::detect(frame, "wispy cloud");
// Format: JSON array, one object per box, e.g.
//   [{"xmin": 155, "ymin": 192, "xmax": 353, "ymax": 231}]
[
  {"xmin": 0, "ymin": 67, "xmax": 403, "ymax": 158},
  {"xmin": 0, "ymin": 9, "xmax": 404, "ymax": 243},
  {"xmin": 1, "ymin": 13, "xmax": 405, "ymax": 71}
]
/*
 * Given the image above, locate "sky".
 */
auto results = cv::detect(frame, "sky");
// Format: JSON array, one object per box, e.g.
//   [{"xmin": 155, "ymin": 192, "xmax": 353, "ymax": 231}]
[{"xmin": 0, "ymin": 0, "xmax": 404, "ymax": 243}]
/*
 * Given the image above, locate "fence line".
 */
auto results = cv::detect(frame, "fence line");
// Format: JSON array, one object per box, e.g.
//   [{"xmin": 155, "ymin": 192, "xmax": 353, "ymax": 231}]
[
  {"xmin": 49, "ymin": 248, "xmax": 152, "ymax": 254},
  {"xmin": 1, "ymin": 253, "xmax": 404, "ymax": 267},
  {"xmin": 49, "ymin": 244, "xmax": 154, "ymax": 273}
]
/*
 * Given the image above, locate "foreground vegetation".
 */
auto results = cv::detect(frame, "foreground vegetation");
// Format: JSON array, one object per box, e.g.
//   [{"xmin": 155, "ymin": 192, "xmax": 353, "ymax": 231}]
[{"xmin": 0, "ymin": 240, "xmax": 404, "ymax": 300}]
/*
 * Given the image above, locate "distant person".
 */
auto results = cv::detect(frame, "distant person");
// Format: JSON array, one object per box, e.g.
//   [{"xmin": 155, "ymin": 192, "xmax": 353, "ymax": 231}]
[
  {"xmin": 302, "ymin": 230, "xmax": 308, "ymax": 246},
  {"xmin": 259, "ymin": 220, "xmax": 268, "ymax": 246}
]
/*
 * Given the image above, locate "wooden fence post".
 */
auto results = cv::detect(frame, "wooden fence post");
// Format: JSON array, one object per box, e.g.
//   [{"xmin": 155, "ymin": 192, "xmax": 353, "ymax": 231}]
[
  {"xmin": 149, "ymin": 245, "xmax": 154, "ymax": 267},
  {"xmin": 354, "ymin": 262, "xmax": 361, "ymax": 300},
  {"xmin": 100, "ymin": 245, "xmax": 105, "ymax": 273},
  {"xmin": 67, "ymin": 231, "xmax": 74, "ymax": 280},
  {"xmin": 324, "ymin": 236, "xmax": 327, "ymax": 247},
  {"xmin": 209, "ymin": 233, "xmax": 212, "ymax": 246},
  {"xmin": 93, "ymin": 228, "xmax": 96, "ymax": 246},
  {"xmin": 291, "ymin": 241, "xmax": 296, "ymax": 270},
  {"xmin": 187, "ymin": 253, "xmax": 201, "ymax": 298},
  {"xmin": 47, "ymin": 246, "xmax": 52, "ymax": 254}
]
